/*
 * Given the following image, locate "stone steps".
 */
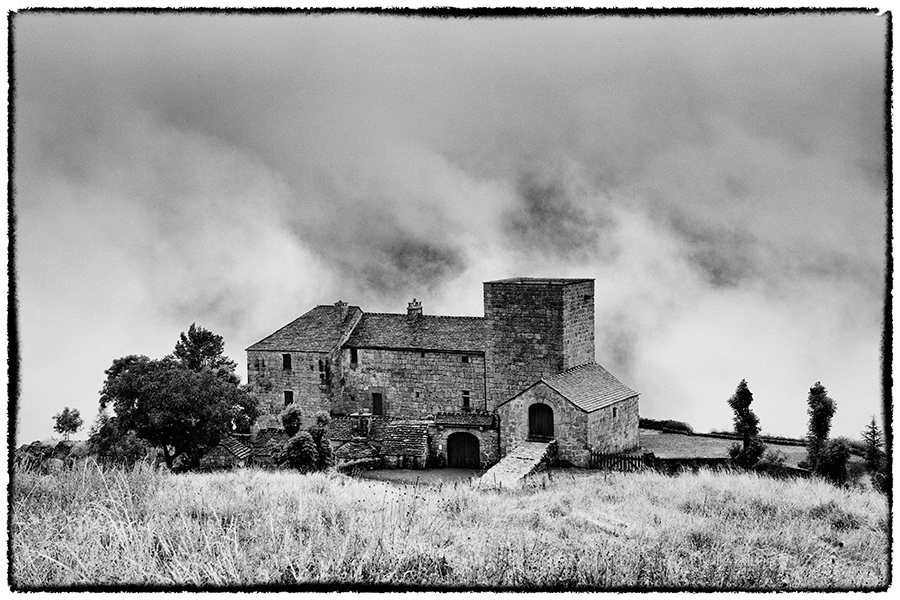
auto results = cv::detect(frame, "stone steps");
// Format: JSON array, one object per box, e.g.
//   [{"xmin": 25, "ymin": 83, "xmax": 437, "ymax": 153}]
[{"xmin": 479, "ymin": 440, "xmax": 556, "ymax": 490}]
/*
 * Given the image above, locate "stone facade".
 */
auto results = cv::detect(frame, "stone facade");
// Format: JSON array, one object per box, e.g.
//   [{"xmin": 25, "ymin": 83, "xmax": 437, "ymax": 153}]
[
  {"xmin": 587, "ymin": 395, "xmax": 640, "ymax": 453},
  {"xmin": 247, "ymin": 349, "xmax": 335, "ymax": 427},
  {"xmin": 340, "ymin": 348, "xmax": 486, "ymax": 418},
  {"xmin": 484, "ymin": 278, "xmax": 595, "ymax": 411},
  {"xmin": 429, "ymin": 426, "xmax": 500, "ymax": 469},
  {"xmin": 496, "ymin": 383, "xmax": 592, "ymax": 467}
]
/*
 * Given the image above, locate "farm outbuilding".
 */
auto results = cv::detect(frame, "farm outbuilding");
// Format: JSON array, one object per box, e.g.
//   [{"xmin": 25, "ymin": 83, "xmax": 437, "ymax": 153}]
[{"xmin": 496, "ymin": 363, "xmax": 640, "ymax": 467}]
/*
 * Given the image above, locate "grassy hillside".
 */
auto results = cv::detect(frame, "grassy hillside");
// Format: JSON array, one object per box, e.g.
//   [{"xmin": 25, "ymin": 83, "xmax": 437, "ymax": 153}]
[{"xmin": 10, "ymin": 462, "xmax": 888, "ymax": 590}]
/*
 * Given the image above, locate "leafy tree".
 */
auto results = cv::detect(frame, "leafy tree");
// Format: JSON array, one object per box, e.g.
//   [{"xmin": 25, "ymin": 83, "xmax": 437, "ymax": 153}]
[
  {"xmin": 53, "ymin": 407, "xmax": 83, "ymax": 440},
  {"xmin": 861, "ymin": 415, "xmax": 885, "ymax": 473},
  {"xmin": 727, "ymin": 379, "xmax": 762, "ymax": 466},
  {"xmin": 87, "ymin": 409, "xmax": 151, "ymax": 466},
  {"xmin": 805, "ymin": 381, "xmax": 836, "ymax": 472},
  {"xmin": 100, "ymin": 346, "xmax": 258, "ymax": 469},
  {"xmin": 173, "ymin": 323, "xmax": 239, "ymax": 385}
]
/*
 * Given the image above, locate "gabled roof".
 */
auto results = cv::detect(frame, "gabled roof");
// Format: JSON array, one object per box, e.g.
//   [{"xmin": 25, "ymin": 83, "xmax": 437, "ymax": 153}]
[
  {"xmin": 542, "ymin": 363, "xmax": 638, "ymax": 412},
  {"xmin": 497, "ymin": 362, "xmax": 638, "ymax": 412},
  {"xmin": 344, "ymin": 313, "xmax": 485, "ymax": 353},
  {"xmin": 246, "ymin": 305, "xmax": 362, "ymax": 352}
]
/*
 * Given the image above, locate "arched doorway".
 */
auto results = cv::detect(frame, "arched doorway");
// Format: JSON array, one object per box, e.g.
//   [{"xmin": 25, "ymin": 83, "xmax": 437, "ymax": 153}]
[
  {"xmin": 529, "ymin": 403, "xmax": 554, "ymax": 440},
  {"xmin": 447, "ymin": 432, "xmax": 480, "ymax": 468}
]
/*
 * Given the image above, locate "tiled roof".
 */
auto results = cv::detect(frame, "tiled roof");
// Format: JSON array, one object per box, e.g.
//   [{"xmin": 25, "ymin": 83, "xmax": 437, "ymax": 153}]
[
  {"xmin": 378, "ymin": 421, "xmax": 430, "ymax": 457},
  {"xmin": 344, "ymin": 313, "xmax": 485, "ymax": 352},
  {"xmin": 219, "ymin": 435, "xmax": 252, "ymax": 460},
  {"xmin": 328, "ymin": 417, "xmax": 355, "ymax": 441},
  {"xmin": 435, "ymin": 412, "xmax": 494, "ymax": 428},
  {"xmin": 541, "ymin": 363, "xmax": 638, "ymax": 412},
  {"xmin": 246, "ymin": 305, "xmax": 362, "ymax": 352}
]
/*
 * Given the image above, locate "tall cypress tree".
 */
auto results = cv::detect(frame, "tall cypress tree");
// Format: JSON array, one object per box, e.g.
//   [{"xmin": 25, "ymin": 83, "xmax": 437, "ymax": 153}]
[{"xmin": 805, "ymin": 381, "xmax": 836, "ymax": 472}]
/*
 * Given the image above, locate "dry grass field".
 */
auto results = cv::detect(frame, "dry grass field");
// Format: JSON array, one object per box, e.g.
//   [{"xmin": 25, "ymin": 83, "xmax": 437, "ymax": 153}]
[{"xmin": 10, "ymin": 461, "xmax": 889, "ymax": 590}]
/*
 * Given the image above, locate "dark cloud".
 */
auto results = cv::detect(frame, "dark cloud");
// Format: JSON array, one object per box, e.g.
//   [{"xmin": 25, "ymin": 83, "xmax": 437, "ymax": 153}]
[
  {"xmin": 13, "ymin": 12, "xmax": 887, "ymax": 443},
  {"xmin": 506, "ymin": 172, "xmax": 616, "ymax": 262}
]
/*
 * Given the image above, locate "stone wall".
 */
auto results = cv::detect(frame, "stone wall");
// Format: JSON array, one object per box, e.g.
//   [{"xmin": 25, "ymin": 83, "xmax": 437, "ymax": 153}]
[
  {"xmin": 428, "ymin": 426, "xmax": 500, "ymax": 468},
  {"xmin": 247, "ymin": 349, "xmax": 334, "ymax": 427},
  {"xmin": 485, "ymin": 283, "xmax": 565, "ymax": 411},
  {"xmin": 339, "ymin": 348, "xmax": 486, "ymax": 418},
  {"xmin": 484, "ymin": 280, "xmax": 596, "ymax": 411},
  {"xmin": 587, "ymin": 395, "xmax": 640, "ymax": 453},
  {"xmin": 561, "ymin": 280, "xmax": 595, "ymax": 370},
  {"xmin": 496, "ymin": 383, "xmax": 591, "ymax": 467}
]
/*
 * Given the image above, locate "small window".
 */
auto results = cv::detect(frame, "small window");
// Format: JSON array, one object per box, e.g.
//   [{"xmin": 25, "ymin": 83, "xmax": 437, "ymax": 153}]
[
  {"xmin": 420, "ymin": 351, "xmax": 426, "ymax": 358},
  {"xmin": 462, "ymin": 390, "xmax": 470, "ymax": 410},
  {"xmin": 282, "ymin": 354, "xmax": 292, "ymax": 370},
  {"xmin": 350, "ymin": 348, "xmax": 358, "ymax": 366},
  {"xmin": 283, "ymin": 390, "xmax": 294, "ymax": 405},
  {"xmin": 415, "ymin": 391, "xmax": 420, "ymax": 399},
  {"xmin": 461, "ymin": 355, "xmax": 469, "ymax": 364},
  {"xmin": 612, "ymin": 407, "xmax": 618, "ymax": 418}
]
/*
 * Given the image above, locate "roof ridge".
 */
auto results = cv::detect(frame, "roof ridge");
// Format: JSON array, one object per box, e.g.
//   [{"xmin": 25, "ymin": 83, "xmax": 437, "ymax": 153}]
[{"xmin": 362, "ymin": 312, "xmax": 483, "ymax": 320}]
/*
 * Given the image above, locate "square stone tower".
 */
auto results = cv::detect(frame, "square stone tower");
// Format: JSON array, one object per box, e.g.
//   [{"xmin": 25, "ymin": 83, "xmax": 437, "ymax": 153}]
[{"xmin": 484, "ymin": 277, "xmax": 595, "ymax": 411}]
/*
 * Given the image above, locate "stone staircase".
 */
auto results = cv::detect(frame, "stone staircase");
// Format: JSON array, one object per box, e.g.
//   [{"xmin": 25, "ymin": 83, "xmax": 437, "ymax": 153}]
[{"xmin": 479, "ymin": 440, "xmax": 557, "ymax": 490}]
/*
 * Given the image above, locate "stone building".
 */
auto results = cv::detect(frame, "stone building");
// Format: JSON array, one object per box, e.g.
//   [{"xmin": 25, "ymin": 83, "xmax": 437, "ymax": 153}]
[{"xmin": 245, "ymin": 277, "xmax": 639, "ymax": 469}]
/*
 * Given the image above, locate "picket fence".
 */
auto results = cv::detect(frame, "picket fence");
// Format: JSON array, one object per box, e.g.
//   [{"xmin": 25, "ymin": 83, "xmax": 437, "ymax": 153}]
[{"xmin": 589, "ymin": 451, "xmax": 647, "ymax": 472}]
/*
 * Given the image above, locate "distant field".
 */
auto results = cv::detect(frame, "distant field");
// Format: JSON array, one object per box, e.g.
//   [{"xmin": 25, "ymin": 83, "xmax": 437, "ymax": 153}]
[
  {"xmin": 640, "ymin": 430, "xmax": 809, "ymax": 466},
  {"xmin": 11, "ymin": 461, "xmax": 888, "ymax": 590}
]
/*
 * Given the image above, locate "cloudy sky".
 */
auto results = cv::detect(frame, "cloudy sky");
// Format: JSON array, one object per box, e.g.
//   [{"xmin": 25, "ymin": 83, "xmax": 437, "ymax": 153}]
[{"xmin": 12, "ymin": 11, "xmax": 887, "ymax": 444}]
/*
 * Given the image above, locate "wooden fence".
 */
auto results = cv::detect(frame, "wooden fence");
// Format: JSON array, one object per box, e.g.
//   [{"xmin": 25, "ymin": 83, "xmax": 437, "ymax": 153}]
[{"xmin": 590, "ymin": 451, "xmax": 647, "ymax": 472}]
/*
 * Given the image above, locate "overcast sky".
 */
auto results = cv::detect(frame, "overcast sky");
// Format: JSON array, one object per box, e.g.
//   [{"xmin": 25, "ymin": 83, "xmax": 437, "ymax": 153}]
[{"xmin": 12, "ymin": 11, "xmax": 888, "ymax": 444}]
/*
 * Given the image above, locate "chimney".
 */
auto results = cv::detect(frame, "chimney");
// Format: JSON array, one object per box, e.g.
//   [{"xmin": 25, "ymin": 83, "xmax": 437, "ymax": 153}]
[
  {"xmin": 334, "ymin": 300, "xmax": 349, "ymax": 320},
  {"xmin": 407, "ymin": 298, "xmax": 423, "ymax": 321}
]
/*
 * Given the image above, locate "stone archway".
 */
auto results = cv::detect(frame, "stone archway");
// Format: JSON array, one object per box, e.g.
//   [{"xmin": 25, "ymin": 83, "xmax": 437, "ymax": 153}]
[
  {"xmin": 528, "ymin": 403, "xmax": 554, "ymax": 440},
  {"xmin": 447, "ymin": 432, "xmax": 480, "ymax": 468}
]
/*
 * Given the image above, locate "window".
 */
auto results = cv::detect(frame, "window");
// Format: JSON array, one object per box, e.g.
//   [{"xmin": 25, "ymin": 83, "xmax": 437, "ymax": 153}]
[
  {"xmin": 283, "ymin": 390, "xmax": 294, "ymax": 405},
  {"xmin": 372, "ymin": 393, "xmax": 384, "ymax": 416},
  {"xmin": 416, "ymin": 391, "xmax": 420, "ymax": 399},
  {"xmin": 461, "ymin": 390, "xmax": 470, "ymax": 410},
  {"xmin": 612, "ymin": 407, "xmax": 618, "ymax": 418},
  {"xmin": 420, "ymin": 351, "xmax": 426, "ymax": 358},
  {"xmin": 461, "ymin": 355, "xmax": 469, "ymax": 364},
  {"xmin": 282, "ymin": 354, "xmax": 292, "ymax": 370},
  {"xmin": 350, "ymin": 348, "xmax": 358, "ymax": 367}
]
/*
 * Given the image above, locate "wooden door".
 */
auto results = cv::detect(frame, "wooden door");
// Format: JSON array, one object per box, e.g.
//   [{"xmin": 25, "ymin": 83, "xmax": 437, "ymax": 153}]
[
  {"xmin": 447, "ymin": 432, "xmax": 480, "ymax": 468},
  {"xmin": 529, "ymin": 403, "xmax": 554, "ymax": 439}
]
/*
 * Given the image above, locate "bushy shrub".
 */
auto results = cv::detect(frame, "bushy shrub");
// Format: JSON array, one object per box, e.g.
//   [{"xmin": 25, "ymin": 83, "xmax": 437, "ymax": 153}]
[
  {"xmin": 753, "ymin": 448, "xmax": 788, "ymax": 477},
  {"xmin": 307, "ymin": 412, "xmax": 335, "ymax": 470},
  {"xmin": 281, "ymin": 405, "xmax": 304, "ymax": 437},
  {"xmin": 639, "ymin": 418, "xmax": 694, "ymax": 434},
  {"xmin": 728, "ymin": 439, "xmax": 765, "ymax": 468},
  {"xmin": 818, "ymin": 438, "xmax": 851, "ymax": 485},
  {"xmin": 278, "ymin": 431, "xmax": 319, "ymax": 473}
]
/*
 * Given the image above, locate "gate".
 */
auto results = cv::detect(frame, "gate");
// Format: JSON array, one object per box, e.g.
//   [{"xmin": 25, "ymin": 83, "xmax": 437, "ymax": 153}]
[
  {"xmin": 529, "ymin": 403, "xmax": 554, "ymax": 440},
  {"xmin": 447, "ymin": 432, "xmax": 480, "ymax": 468}
]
